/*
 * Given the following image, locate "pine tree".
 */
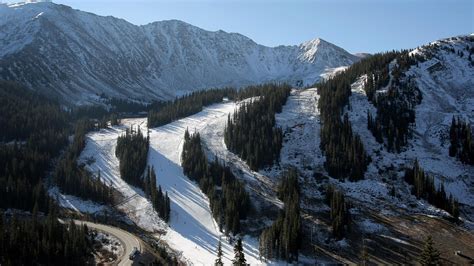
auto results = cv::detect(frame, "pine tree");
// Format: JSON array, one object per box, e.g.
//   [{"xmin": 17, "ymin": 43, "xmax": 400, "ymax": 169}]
[
  {"xmin": 215, "ymin": 238, "xmax": 224, "ymax": 266},
  {"xmin": 419, "ymin": 235, "xmax": 440, "ymax": 266},
  {"xmin": 233, "ymin": 238, "xmax": 246, "ymax": 266}
]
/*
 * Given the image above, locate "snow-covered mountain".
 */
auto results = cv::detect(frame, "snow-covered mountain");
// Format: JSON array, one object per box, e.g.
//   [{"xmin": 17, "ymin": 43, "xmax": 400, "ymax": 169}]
[
  {"xmin": 345, "ymin": 35, "xmax": 474, "ymax": 218},
  {"xmin": 0, "ymin": 2, "xmax": 359, "ymax": 105}
]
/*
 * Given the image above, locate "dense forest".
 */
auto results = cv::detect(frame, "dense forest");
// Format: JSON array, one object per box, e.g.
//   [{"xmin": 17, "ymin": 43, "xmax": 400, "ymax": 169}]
[
  {"xmin": 115, "ymin": 127, "xmax": 171, "ymax": 221},
  {"xmin": 224, "ymin": 84, "xmax": 291, "ymax": 170},
  {"xmin": 0, "ymin": 205, "xmax": 92, "ymax": 265},
  {"xmin": 181, "ymin": 129, "xmax": 250, "ymax": 235},
  {"xmin": 404, "ymin": 160, "xmax": 459, "ymax": 219},
  {"xmin": 54, "ymin": 119, "xmax": 113, "ymax": 204},
  {"xmin": 116, "ymin": 126, "xmax": 150, "ymax": 187},
  {"xmin": 449, "ymin": 117, "xmax": 474, "ymax": 165},
  {"xmin": 115, "ymin": 127, "xmax": 170, "ymax": 221},
  {"xmin": 325, "ymin": 185, "xmax": 352, "ymax": 240},
  {"xmin": 259, "ymin": 168, "xmax": 301, "ymax": 263},
  {"xmin": 365, "ymin": 52, "xmax": 422, "ymax": 152},
  {"xmin": 317, "ymin": 50, "xmax": 425, "ymax": 179},
  {"xmin": 0, "ymin": 82, "xmax": 69, "ymax": 213},
  {"xmin": 317, "ymin": 70, "xmax": 370, "ymax": 181}
]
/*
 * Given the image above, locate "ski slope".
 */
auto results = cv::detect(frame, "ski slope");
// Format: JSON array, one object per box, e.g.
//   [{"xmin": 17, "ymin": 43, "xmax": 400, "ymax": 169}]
[
  {"xmin": 77, "ymin": 105, "xmax": 262, "ymax": 264},
  {"xmin": 147, "ymin": 102, "xmax": 262, "ymax": 264},
  {"xmin": 79, "ymin": 118, "xmax": 166, "ymax": 232}
]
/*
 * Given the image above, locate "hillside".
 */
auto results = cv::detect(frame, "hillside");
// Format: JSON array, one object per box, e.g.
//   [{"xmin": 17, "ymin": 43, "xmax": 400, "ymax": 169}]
[
  {"xmin": 0, "ymin": 2, "xmax": 358, "ymax": 105},
  {"xmin": 1, "ymin": 2, "xmax": 473, "ymax": 263}
]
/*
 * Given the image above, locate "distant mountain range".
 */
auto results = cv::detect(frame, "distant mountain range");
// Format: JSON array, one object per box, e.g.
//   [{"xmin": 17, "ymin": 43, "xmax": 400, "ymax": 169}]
[{"xmin": 0, "ymin": 2, "xmax": 359, "ymax": 105}]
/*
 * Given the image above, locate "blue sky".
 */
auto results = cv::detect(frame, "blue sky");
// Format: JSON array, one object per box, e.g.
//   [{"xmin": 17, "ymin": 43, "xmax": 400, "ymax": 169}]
[{"xmin": 34, "ymin": 0, "xmax": 474, "ymax": 53}]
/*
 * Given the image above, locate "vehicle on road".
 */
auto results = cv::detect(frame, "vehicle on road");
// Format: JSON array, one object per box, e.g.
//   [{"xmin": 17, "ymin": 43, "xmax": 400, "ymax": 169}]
[{"xmin": 129, "ymin": 247, "xmax": 140, "ymax": 260}]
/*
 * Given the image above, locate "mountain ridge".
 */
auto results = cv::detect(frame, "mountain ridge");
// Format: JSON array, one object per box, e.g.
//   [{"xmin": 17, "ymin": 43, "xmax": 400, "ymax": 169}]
[{"xmin": 0, "ymin": 2, "xmax": 359, "ymax": 105}]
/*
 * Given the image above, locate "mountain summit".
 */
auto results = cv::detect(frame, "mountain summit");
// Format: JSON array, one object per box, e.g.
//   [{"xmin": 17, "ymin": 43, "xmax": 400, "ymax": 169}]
[{"xmin": 0, "ymin": 2, "xmax": 359, "ymax": 104}]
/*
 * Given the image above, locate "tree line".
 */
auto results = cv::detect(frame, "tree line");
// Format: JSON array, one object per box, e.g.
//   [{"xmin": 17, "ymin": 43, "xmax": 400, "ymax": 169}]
[
  {"xmin": 259, "ymin": 168, "xmax": 301, "ymax": 263},
  {"xmin": 0, "ymin": 81, "xmax": 69, "ymax": 214},
  {"xmin": 115, "ymin": 127, "xmax": 170, "ymax": 222},
  {"xmin": 449, "ymin": 117, "xmax": 474, "ymax": 165},
  {"xmin": 148, "ymin": 88, "xmax": 235, "ymax": 128},
  {"xmin": 181, "ymin": 129, "xmax": 250, "ymax": 235},
  {"xmin": 364, "ymin": 51, "xmax": 422, "ymax": 153},
  {"xmin": 116, "ymin": 126, "xmax": 150, "ymax": 187},
  {"xmin": 0, "ymin": 204, "xmax": 92, "ymax": 265},
  {"xmin": 147, "ymin": 83, "xmax": 293, "ymax": 130},
  {"xmin": 325, "ymin": 185, "xmax": 352, "ymax": 240},
  {"xmin": 53, "ymin": 119, "xmax": 114, "ymax": 204},
  {"xmin": 317, "ymin": 66, "xmax": 370, "ymax": 181},
  {"xmin": 143, "ymin": 166, "xmax": 171, "ymax": 222},
  {"xmin": 224, "ymin": 84, "xmax": 291, "ymax": 170},
  {"xmin": 317, "ymin": 50, "xmax": 426, "ymax": 179},
  {"xmin": 404, "ymin": 160, "xmax": 459, "ymax": 219}
]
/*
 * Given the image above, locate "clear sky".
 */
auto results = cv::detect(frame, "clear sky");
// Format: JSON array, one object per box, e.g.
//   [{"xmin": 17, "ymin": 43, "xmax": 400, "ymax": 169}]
[{"xmin": 19, "ymin": 0, "xmax": 474, "ymax": 53}]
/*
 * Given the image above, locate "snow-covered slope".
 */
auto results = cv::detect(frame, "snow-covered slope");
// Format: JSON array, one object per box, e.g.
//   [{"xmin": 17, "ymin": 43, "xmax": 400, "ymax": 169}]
[
  {"xmin": 345, "ymin": 35, "xmax": 474, "ymax": 221},
  {"xmin": 77, "ymin": 108, "xmax": 262, "ymax": 264},
  {"xmin": 0, "ymin": 2, "xmax": 358, "ymax": 105}
]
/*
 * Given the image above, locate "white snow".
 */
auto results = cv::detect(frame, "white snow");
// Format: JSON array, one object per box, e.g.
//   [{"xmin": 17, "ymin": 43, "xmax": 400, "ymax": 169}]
[
  {"xmin": 49, "ymin": 186, "xmax": 107, "ymax": 214},
  {"xmin": 79, "ymin": 119, "xmax": 167, "ymax": 232},
  {"xmin": 92, "ymin": 230, "xmax": 124, "ymax": 257},
  {"xmin": 0, "ymin": 2, "xmax": 358, "ymax": 104},
  {"xmin": 343, "ymin": 36, "xmax": 474, "ymax": 223},
  {"xmin": 78, "ymin": 106, "xmax": 263, "ymax": 264},
  {"xmin": 147, "ymin": 102, "xmax": 262, "ymax": 265}
]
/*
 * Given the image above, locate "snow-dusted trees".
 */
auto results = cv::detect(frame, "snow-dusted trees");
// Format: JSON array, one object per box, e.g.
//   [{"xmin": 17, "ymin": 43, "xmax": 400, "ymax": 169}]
[
  {"xmin": 317, "ymin": 69, "xmax": 370, "ymax": 181},
  {"xmin": 364, "ymin": 51, "xmax": 422, "ymax": 153},
  {"xmin": 449, "ymin": 117, "xmax": 474, "ymax": 165},
  {"xmin": 318, "ymin": 49, "xmax": 425, "ymax": 180},
  {"xmin": 224, "ymin": 83, "xmax": 291, "ymax": 170},
  {"xmin": 404, "ymin": 160, "xmax": 459, "ymax": 219},
  {"xmin": 182, "ymin": 129, "xmax": 250, "ymax": 235},
  {"xmin": 259, "ymin": 168, "xmax": 301, "ymax": 263}
]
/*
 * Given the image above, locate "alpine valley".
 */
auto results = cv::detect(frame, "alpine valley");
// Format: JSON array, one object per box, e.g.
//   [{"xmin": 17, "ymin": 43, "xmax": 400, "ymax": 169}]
[{"xmin": 0, "ymin": 1, "xmax": 473, "ymax": 265}]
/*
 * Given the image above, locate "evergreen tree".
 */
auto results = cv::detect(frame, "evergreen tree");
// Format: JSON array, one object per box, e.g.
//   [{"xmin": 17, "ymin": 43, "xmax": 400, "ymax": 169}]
[
  {"xmin": 54, "ymin": 120, "xmax": 113, "ymax": 204},
  {"xmin": 116, "ymin": 126, "xmax": 149, "ymax": 187},
  {"xmin": 0, "ymin": 212, "xmax": 92, "ymax": 264},
  {"xmin": 449, "ymin": 117, "xmax": 474, "ymax": 165},
  {"xmin": 404, "ymin": 160, "xmax": 460, "ymax": 219},
  {"xmin": 419, "ymin": 235, "xmax": 440, "ymax": 266},
  {"xmin": 325, "ymin": 185, "xmax": 351, "ymax": 240},
  {"xmin": 224, "ymin": 84, "xmax": 291, "ymax": 170},
  {"xmin": 233, "ymin": 238, "xmax": 246, "ymax": 266},
  {"xmin": 182, "ymin": 130, "xmax": 250, "ymax": 235},
  {"xmin": 215, "ymin": 238, "xmax": 224, "ymax": 266},
  {"xmin": 259, "ymin": 168, "xmax": 301, "ymax": 262}
]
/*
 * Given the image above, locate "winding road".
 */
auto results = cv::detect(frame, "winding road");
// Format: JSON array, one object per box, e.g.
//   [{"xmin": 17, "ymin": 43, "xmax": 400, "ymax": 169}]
[{"xmin": 71, "ymin": 220, "xmax": 142, "ymax": 266}]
